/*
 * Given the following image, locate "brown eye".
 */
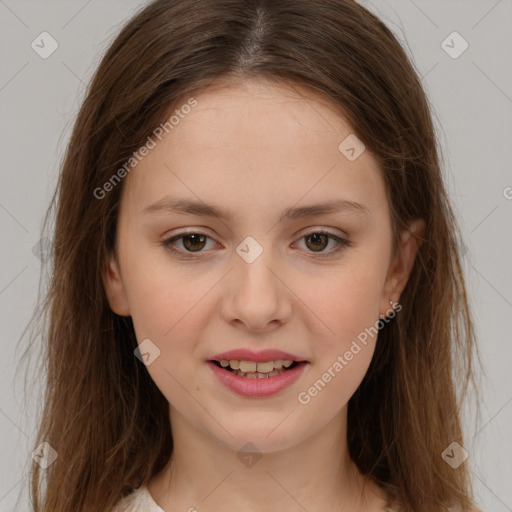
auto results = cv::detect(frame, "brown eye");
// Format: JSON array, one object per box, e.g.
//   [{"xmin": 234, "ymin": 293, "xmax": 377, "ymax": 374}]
[
  {"xmin": 181, "ymin": 234, "xmax": 207, "ymax": 252},
  {"xmin": 161, "ymin": 229, "xmax": 350, "ymax": 259},
  {"xmin": 161, "ymin": 232, "xmax": 216, "ymax": 255},
  {"xmin": 304, "ymin": 232, "xmax": 329, "ymax": 252},
  {"xmin": 295, "ymin": 230, "xmax": 350, "ymax": 255}
]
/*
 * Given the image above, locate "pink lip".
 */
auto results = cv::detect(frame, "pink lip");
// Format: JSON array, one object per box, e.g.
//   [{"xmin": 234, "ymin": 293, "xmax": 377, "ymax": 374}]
[
  {"xmin": 208, "ymin": 348, "xmax": 306, "ymax": 363},
  {"xmin": 206, "ymin": 360, "xmax": 309, "ymax": 398}
]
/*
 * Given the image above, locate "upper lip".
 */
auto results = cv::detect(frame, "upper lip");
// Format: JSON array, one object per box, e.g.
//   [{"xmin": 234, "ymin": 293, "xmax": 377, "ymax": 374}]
[{"xmin": 208, "ymin": 349, "xmax": 307, "ymax": 363}]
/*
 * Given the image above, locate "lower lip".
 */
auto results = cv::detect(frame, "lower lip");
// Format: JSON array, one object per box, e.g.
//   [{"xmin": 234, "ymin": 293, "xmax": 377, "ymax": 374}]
[{"xmin": 206, "ymin": 361, "xmax": 308, "ymax": 398}]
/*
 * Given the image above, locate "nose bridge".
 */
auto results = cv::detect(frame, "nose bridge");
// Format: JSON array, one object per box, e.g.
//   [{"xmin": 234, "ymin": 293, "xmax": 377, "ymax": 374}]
[
  {"xmin": 234, "ymin": 234, "xmax": 280, "ymax": 295},
  {"xmin": 222, "ymin": 234, "xmax": 292, "ymax": 328}
]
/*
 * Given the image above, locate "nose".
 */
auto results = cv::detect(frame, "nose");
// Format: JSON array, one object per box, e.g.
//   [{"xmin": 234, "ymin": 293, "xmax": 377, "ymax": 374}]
[{"xmin": 220, "ymin": 244, "xmax": 293, "ymax": 333}]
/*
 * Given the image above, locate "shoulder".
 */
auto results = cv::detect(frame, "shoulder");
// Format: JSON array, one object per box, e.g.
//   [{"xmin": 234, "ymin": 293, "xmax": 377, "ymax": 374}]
[
  {"xmin": 384, "ymin": 503, "xmax": 483, "ymax": 512},
  {"xmin": 447, "ymin": 506, "xmax": 484, "ymax": 512},
  {"xmin": 450, "ymin": 506, "xmax": 484, "ymax": 512},
  {"xmin": 112, "ymin": 486, "xmax": 164, "ymax": 512},
  {"xmin": 111, "ymin": 488, "xmax": 142, "ymax": 512}
]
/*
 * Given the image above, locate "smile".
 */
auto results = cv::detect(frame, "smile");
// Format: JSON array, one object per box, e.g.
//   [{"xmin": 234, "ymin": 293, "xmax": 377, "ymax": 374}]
[
  {"xmin": 213, "ymin": 359, "xmax": 296, "ymax": 378},
  {"xmin": 206, "ymin": 359, "xmax": 308, "ymax": 397}
]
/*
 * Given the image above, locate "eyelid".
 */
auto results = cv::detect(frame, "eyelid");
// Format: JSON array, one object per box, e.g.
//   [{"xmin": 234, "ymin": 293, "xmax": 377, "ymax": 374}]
[
  {"xmin": 161, "ymin": 227, "xmax": 351, "ymax": 258},
  {"xmin": 298, "ymin": 226, "xmax": 349, "ymax": 240}
]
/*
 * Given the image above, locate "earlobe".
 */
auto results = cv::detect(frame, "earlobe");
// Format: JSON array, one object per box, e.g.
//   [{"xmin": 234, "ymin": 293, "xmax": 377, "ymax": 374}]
[
  {"xmin": 381, "ymin": 218, "xmax": 426, "ymax": 312},
  {"xmin": 102, "ymin": 252, "xmax": 131, "ymax": 316}
]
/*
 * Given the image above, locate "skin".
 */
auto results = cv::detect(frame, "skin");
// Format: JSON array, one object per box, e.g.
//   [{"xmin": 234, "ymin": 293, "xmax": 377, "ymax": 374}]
[{"xmin": 103, "ymin": 78, "xmax": 424, "ymax": 512}]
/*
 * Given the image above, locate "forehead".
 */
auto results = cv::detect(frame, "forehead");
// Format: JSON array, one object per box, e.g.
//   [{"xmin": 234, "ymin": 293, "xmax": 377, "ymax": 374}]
[
  {"xmin": 161, "ymin": 79, "xmax": 357, "ymax": 152},
  {"xmin": 120, "ymin": 79, "xmax": 387, "ymax": 221}
]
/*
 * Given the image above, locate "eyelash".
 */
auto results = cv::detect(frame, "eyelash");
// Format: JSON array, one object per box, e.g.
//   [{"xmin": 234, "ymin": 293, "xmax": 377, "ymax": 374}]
[{"xmin": 160, "ymin": 229, "xmax": 351, "ymax": 259}]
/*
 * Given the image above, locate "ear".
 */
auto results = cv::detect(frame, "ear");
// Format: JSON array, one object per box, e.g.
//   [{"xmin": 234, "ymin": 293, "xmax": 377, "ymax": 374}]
[
  {"xmin": 102, "ymin": 251, "xmax": 131, "ymax": 316},
  {"xmin": 380, "ymin": 218, "xmax": 425, "ymax": 314}
]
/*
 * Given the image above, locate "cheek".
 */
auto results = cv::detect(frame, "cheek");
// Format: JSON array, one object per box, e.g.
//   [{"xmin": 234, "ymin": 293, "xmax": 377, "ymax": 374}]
[
  {"xmin": 122, "ymin": 257, "xmax": 216, "ymax": 413},
  {"xmin": 120, "ymin": 234, "xmax": 199, "ymax": 328},
  {"xmin": 120, "ymin": 242, "xmax": 222, "ymax": 376},
  {"xmin": 294, "ymin": 260, "xmax": 384, "ymax": 356},
  {"xmin": 294, "ymin": 271, "xmax": 381, "ymax": 414},
  {"xmin": 290, "ymin": 259, "xmax": 387, "ymax": 414},
  {"xmin": 126, "ymin": 262, "xmax": 212, "ymax": 346}
]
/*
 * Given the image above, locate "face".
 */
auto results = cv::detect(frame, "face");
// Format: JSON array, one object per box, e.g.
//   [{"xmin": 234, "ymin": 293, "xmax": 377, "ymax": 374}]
[{"xmin": 103, "ymin": 79, "xmax": 423, "ymax": 453}]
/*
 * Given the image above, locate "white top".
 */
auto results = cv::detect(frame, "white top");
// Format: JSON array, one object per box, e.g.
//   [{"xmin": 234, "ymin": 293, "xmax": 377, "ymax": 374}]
[
  {"xmin": 114, "ymin": 486, "xmax": 165, "ymax": 512},
  {"xmin": 113, "ymin": 486, "xmax": 405, "ymax": 512},
  {"xmin": 113, "ymin": 487, "xmax": 481, "ymax": 512}
]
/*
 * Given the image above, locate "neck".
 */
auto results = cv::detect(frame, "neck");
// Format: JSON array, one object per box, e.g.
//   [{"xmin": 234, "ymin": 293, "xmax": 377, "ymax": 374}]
[{"xmin": 148, "ymin": 405, "xmax": 389, "ymax": 512}]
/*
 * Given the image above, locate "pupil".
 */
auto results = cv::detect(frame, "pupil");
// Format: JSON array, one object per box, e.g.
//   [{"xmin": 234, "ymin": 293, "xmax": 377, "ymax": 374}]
[
  {"xmin": 183, "ymin": 234, "xmax": 206, "ymax": 252},
  {"xmin": 307, "ymin": 233, "xmax": 327, "ymax": 252}
]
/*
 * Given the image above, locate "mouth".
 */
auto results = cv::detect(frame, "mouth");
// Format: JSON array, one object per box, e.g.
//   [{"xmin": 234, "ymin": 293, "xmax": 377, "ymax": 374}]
[
  {"xmin": 206, "ymin": 358, "xmax": 309, "ymax": 398},
  {"xmin": 206, "ymin": 349, "xmax": 309, "ymax": 396},
  {"xmin": 208, "ymin": 358, "xmax": 302, "ymax": 379}
]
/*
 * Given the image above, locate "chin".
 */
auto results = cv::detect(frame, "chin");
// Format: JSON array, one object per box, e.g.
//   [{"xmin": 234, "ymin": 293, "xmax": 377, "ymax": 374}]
[{"xmin": 209, "ymin": 418, "xmax": 306, "ymax": 454}]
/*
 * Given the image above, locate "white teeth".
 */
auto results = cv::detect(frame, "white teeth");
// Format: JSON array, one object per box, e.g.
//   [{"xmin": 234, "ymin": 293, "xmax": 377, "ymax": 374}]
[
  {"xmin": 239, "ymin": 361, "xmax": 257, "ymax": 372},
  {"xmin": 256, "ymin": 361, "xmax": 274, "ymax": 373},
  {"xmin": 218, "ymin": 359, "xmax": 297, "ymax": 374}
]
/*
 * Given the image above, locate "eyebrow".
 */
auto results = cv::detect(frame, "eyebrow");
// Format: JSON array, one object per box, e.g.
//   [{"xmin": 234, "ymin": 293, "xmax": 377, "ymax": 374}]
[{"xmin": 141, "ymin": 196, "xmax": 371, "ymax": 221}]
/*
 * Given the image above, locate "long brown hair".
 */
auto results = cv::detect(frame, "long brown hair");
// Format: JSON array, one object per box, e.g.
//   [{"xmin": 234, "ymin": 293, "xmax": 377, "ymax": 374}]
[{"xmin": 19, "ymin": 0, "xmax": 483, "ymax": 510}]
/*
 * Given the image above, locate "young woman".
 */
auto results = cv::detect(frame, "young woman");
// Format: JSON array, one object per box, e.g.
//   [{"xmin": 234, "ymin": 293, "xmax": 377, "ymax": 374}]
[{"xmin": 23, "ymin": 0, "xmax": 483, "ymax": 510}]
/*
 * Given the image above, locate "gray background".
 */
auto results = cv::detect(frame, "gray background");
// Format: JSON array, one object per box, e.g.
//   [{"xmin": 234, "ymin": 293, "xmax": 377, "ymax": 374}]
[{"xmin": 1, "ymin": 1, "xmax": 511, "ymax": 510}]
